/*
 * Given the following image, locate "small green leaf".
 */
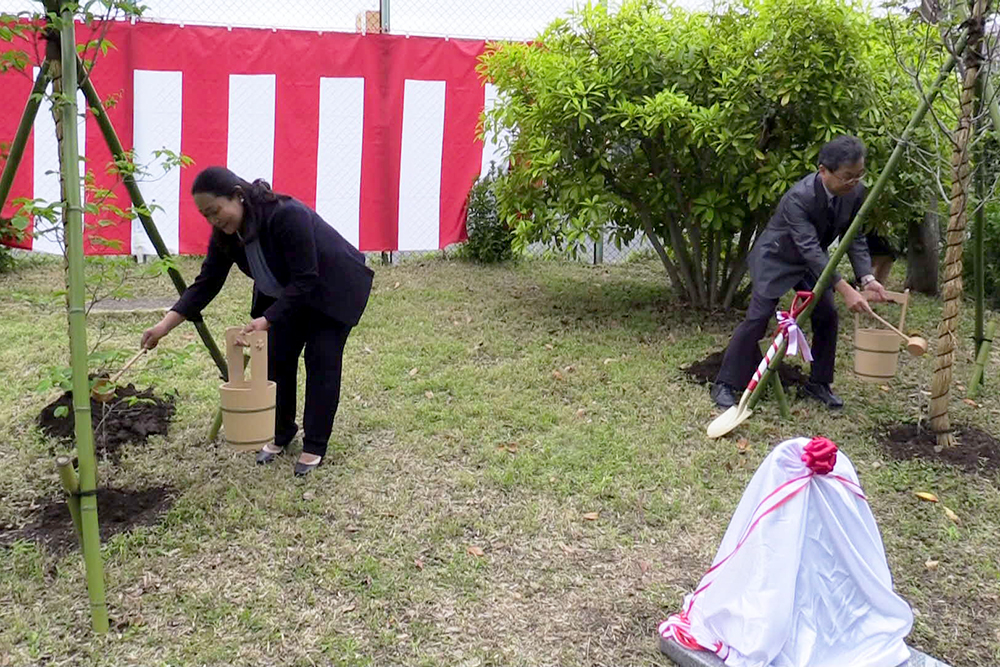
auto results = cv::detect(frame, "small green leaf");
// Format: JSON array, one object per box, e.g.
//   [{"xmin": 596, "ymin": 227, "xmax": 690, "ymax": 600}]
[{"xmin": 54, "ymin": 406, "xmax": 69, "ymax": 418}]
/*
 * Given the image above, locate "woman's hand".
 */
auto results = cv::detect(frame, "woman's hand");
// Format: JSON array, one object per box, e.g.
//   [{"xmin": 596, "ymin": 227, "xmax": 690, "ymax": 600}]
[
  {"xmin": 140, "ymin": 311, "xmax": 186, "ymax": 349},
  {"xmin": 141, "ymin": 323, "xmax": 169, "ymax": 349},
  {"xmin": 236, "ymin": 316, "xmax": 270, "ymax": 346}
]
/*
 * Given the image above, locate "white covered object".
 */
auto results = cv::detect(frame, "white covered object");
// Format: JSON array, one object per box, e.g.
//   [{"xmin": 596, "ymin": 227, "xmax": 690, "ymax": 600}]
[{"xmin": 659, "ymin": 436, "xmax": 913, "ymax": 667}]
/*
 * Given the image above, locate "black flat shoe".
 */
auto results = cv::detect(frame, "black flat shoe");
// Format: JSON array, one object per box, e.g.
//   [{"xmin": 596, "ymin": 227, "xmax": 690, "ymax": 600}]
[
  {"xmin": 294, "ymin": 457, "xmax": 323, "ymax": 477},
  {"xmin": 801, "ymin": 381, "xmax": 844, "ymax": 410},
  {"xmin": 256, "ymin": 443, "xmax": 285, "ymax": 465},
  {"xmin": 710, "ymin": 381, "xmax": 738, "ymax": 409}
]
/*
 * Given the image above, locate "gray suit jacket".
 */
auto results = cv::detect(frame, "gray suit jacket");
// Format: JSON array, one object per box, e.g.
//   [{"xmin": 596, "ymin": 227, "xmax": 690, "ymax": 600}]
[{"xmin": 747, "ymin": 172, "xmax": 871, "ymax": 299}]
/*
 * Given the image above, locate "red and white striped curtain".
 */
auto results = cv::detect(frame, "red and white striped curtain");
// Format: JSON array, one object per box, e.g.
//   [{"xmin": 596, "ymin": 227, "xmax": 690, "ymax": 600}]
[{"xmin": 1, "ymin": 22, "xmax": 509, "ymax": 254}]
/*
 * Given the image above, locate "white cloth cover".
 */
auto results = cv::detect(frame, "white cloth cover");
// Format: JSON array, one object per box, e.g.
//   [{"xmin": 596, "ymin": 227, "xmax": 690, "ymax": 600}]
[{"xmin": 659, "ymin": 436, "xmax": 913, "ymax": 667}]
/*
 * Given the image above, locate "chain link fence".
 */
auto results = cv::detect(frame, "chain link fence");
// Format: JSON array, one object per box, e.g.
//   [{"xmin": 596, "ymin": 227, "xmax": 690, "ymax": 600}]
[{"xmin": 0, "ymin": 0, "xmax": 723, "ymax": 263}]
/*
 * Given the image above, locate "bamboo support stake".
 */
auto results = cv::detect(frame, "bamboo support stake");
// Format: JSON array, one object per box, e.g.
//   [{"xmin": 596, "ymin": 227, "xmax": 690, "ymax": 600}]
[
  {"xmin": 56, "ymin": 3, "xmax": 109, "ymax": 633},
  {"xmin": 55, "ymin": 456, "xmax": 82, "ymax": 544},
  {"xmin": 75, "ymin": 57, "xmax": 229, "ymax": 382},
  {"xmin": 0, "ymin": 63, "xmax": 51, "ymax": 213},
  {"xmin": 967, "ymin": 319, "xmax": 996, "ymax": 400}
]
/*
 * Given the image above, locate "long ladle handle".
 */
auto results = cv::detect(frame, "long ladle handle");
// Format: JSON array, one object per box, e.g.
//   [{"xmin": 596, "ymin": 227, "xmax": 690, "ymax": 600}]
[
  {"xmin": 865, "ymin": 308, "xmax": 911, "ymax": 343},
  {"xmin": 109, "ymin": 348, "xmax": 147, "ymax": 384}
]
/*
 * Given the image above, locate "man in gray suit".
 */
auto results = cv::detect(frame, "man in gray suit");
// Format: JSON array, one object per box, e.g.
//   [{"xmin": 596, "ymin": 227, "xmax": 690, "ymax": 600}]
[{"xmin": 711, "ymin": 135, "xmax": 888, "ymax": 410}]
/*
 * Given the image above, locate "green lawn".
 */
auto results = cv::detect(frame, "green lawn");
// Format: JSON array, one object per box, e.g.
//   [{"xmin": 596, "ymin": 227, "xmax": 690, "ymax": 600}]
[{"xmin": 0, "ymin": 254, "xmax": 997, "ymax": 666}]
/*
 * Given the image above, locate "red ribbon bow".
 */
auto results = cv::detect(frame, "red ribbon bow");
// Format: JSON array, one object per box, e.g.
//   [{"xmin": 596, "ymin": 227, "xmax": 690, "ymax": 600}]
[{"xmin": 801, "ymin": 436, "xmax": 838, "ymax": 475}]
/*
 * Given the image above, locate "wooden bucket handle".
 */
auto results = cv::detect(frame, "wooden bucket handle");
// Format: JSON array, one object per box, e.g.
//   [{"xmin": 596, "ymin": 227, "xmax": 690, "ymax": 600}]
[
  {"xmin": 859, "ymin": 288, "xmax": 910, "ymax": 332},
  {"xmin": 224, "ymin": 327, "xmax": 269, "ymax": 389}
]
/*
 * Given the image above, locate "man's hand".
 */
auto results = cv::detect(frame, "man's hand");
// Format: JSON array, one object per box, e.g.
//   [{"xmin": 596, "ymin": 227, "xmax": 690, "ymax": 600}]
[
  {"xmin": 862, "ymin": 279, "xmax": 889, "ymax": 303},
  {"xmin": 236, "ymin": 316, "xmax": 270, "ymax": 346},
  {"xmin": 835, "ymin": 278, "xmax": 871, "ymax": 314}
]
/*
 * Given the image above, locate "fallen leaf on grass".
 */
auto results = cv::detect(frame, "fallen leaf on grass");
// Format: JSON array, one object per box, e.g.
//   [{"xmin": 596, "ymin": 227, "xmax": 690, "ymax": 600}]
[
  {"xmin": 552, "ymin": 370, "xmax": 564, "ymax": 380},
  {"xmin": 576, "ymin": 408, "xmax": 587, "ymax": 418},
  {"xmin": 414, "ymin": 559, "xmax": 424, "ymax": 570},
  {"xmin": 408, "ymin": 367, "xmax": 419, "ymax": 377},
  {"xmin": 962, "ymin": 398, "xmax": 979, "ymax": 408},
  {"xmin": 393, "ymin": 281, "xmax": 400, "ymax": 289},
  {"xmin": 559, "ymin": 543, "xmax": 575, "ymax": 555},
  {"xmin": 879, "ymin": 385, "xmax": 890, "ymax": 392},
  {"xmin": 582, "ymin": 512, "xmax": 599, "ymax": 521},
  {"xmin": 563, "ymin": 365, "xmax": 576, "ymax": 373},
  {"xmin": 943, "ymin": 507, "xmax": 960, "ymax": 524},
  {"xmin": 497, "ymin": 442, "xmax": 518, "ymax": 454},
  {"xmin": 544, "ymin": 343, "xmax": 554, "ymax": 350},
  {"xmin": 467, "ymin": 545, "xmax": 485, "ymax": 557},
  {"xmin": 914, "ymin": 492, "xmax": 939, "ymax": 503},
  {"xmin": 924, "ymin": 559, "xmax": 939, "ymax": 571},
  {"xmin": 340, "ymin": 604, "xmax": 356, "ymax": 613},
  {"xmin": 424, "ymin": 390, "xmax": 434, "ymax": 399},
  {"xmin": 736, "ymin": 438, "xmax": 750, "ymax": 453},
  {"xmin": 603, "ymin": 358, "xmax": 615, "ymax": 365}
]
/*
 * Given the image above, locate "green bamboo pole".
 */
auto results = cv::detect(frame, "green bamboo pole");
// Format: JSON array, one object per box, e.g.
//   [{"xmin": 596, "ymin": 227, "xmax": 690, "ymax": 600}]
[
  {"xmin": 0, "ymin": 63, "xmax": 51, "ymax": 213},
  {"xmin": 746, "ymin": 33, "xmax": 967, "ymax": 412},
  {"xmin": 967, "ymin": 319, "xmax": 996, "ymax": 399},
  {"xmin": 770, "ymin": 370, "xmax": 791, "ymax": 419},
  {"xmin": 75, "ymin": 57, "xmax": 229, "ymax": 382},
  {"xmin": 58, "ymin": 4, "xmax": 109, "ymax": 633},
  {"xmin": 55, "ymin": 455, "xmax": 82, "ymax": 544}
]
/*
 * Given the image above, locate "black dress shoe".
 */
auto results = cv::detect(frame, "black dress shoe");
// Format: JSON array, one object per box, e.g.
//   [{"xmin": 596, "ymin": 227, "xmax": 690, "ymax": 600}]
[
  {"xmin": 710, "ymin": 382, "xmax": 738, "ymax": 409},
  {"xmin": 801, "ymin": 381, "xmax": 844, "ymax": 409},
  {"xmin": 256, "ymin": 444, "xmax": 284, "ymax": 465},
  {"xmin": 294, "ymin": 457, "xmax": 323, "ymax": 477}
]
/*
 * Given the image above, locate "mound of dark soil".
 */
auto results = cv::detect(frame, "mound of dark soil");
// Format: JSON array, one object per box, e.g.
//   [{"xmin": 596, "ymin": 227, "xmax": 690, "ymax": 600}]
[
  {"xmin": 682, "ymin": 350, "xmax": 810, "ymax": 389},
  {"xmin": 0, "ymin": 486, "xmax": 176, "ymax": 553},
  {"xmin": 37, "ymin": 383, "xmax": 175, "ymax": 460},
  {"xmin": 877, "ymin": 423, "xmax": 1000, "ymax": 474}
]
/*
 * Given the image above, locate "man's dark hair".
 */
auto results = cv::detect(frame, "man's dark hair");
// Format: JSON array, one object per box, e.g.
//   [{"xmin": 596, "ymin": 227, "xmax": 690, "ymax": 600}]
[{"xmin": 818, "ymin": 135, "xmax": 866, "ymax": 172}]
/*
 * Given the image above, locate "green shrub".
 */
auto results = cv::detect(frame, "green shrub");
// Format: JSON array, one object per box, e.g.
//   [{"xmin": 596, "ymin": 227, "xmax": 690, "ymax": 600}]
[{"xmin": 458, "ymin": 163, "xmax": 514, "ymax": 264}]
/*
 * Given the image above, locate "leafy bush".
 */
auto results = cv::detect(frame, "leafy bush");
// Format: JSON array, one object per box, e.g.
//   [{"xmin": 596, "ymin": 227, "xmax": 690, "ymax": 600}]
[{"xmin": 458, "ymin": 163, "xmax": 514, "ymax": 263}]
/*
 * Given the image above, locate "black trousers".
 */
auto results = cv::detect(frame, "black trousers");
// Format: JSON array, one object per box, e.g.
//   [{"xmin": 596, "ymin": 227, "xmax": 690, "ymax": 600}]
[
  {"xmin": 267, "ymin": 310, "xmax": 352, "ymax": 457},
  {"xmin": 715, "ymin": 281, "xmax": 838, "ymax": 389}
]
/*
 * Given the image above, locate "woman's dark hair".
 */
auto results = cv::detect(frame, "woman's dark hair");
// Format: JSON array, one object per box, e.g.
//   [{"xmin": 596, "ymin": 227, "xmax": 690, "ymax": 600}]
[
  {"xmin": 818, "ymin": 135, "xmax": 866, "ymax": 172},
  {"xmin": 191, "ymin": 166, "xmax": 289, "ymax": 242}
]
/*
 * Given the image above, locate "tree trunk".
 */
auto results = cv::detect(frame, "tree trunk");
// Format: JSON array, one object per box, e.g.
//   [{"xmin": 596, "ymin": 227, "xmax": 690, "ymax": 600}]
[
  {"xmin": 905, "ymin": 191, "xmax": 940, "ymax": 295},
  {"xmin": 929, "ymin": 0, "xmax": 984, "ymax": 450}
]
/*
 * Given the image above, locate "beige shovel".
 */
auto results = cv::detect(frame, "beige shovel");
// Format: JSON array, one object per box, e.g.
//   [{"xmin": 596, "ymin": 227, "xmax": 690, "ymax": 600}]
[
  {"xmin": 707, "ymin": 290, "xmax": 815, "ymax": 439},
  {"xmin": 707, "ymin": 388, "xmax": 754, "ymax": 439},
  {"xmin": 91, "ymin": 347, "xmax": 148, "ymax": 402}
]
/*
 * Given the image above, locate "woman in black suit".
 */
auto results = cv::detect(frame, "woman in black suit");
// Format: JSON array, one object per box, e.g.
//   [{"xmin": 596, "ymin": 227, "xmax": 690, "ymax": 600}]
[{"xmin": 142, "ymin": 166, "xmax": 374, "ymax": 476}]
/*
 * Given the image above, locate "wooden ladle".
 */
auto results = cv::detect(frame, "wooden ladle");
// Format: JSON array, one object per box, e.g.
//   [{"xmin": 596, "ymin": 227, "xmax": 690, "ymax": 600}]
[
  {"xmin": 865, "ymin": 309, "xmax": 928, "ymax": 357},
  {"xmin": 91, "ymin": 348, "xmax": 148, "ymax": 402}
]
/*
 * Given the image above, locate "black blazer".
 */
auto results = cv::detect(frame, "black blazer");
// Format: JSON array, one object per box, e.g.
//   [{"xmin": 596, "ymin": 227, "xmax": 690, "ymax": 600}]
[
  {"xmin": 172, "ymin": 198, "xmax": 374, "ymax": 327},
  {"xmin": 747, "ymin": 172, "xmax": 872, "ymax": 299}
]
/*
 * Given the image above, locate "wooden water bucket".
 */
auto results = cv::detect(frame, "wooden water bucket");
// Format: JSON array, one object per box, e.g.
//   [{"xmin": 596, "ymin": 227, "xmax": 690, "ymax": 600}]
[
  {"xmin": 219, "ymin": 327, "xmax": 276, "ymax": 452},
  {"xmin": 854, "ymin": 289, "xmax": 909, "ymax": 383}
]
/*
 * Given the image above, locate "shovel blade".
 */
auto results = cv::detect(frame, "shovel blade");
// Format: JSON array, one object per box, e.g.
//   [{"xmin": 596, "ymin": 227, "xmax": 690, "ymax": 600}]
[{"xmin": 706, "ymin": 393, "xmax": 753, "ymax": 439}]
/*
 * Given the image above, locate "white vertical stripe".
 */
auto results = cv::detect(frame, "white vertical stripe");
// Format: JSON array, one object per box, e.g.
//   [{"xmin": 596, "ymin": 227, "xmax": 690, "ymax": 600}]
[
  {"xmin": 480, "ymin": 83, "xmax": 509, "ymax": 178},
  {"xmin": 315, "ymin": 77, "xmax": 365, "ymax": 248},
  {"xmin": 132, "ymin": 69, "xmax": 182, "ymax": 255},
  {"xmin": 227, "ymin": 74, "xmax": 276, "ymax": 183},
  {"xmin": 31, "ymin": 67, "xmax": 87, "ymax": 255},
  {"xmin": 397, "ymin": 79, "xmax": 446, "ymax": 252}
]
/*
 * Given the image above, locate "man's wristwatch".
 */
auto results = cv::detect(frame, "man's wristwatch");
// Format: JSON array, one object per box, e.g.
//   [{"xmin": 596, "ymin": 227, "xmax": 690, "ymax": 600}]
[{"xmin": 860, "ymin": 274, "xmax": 876, "ymax": 288}]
